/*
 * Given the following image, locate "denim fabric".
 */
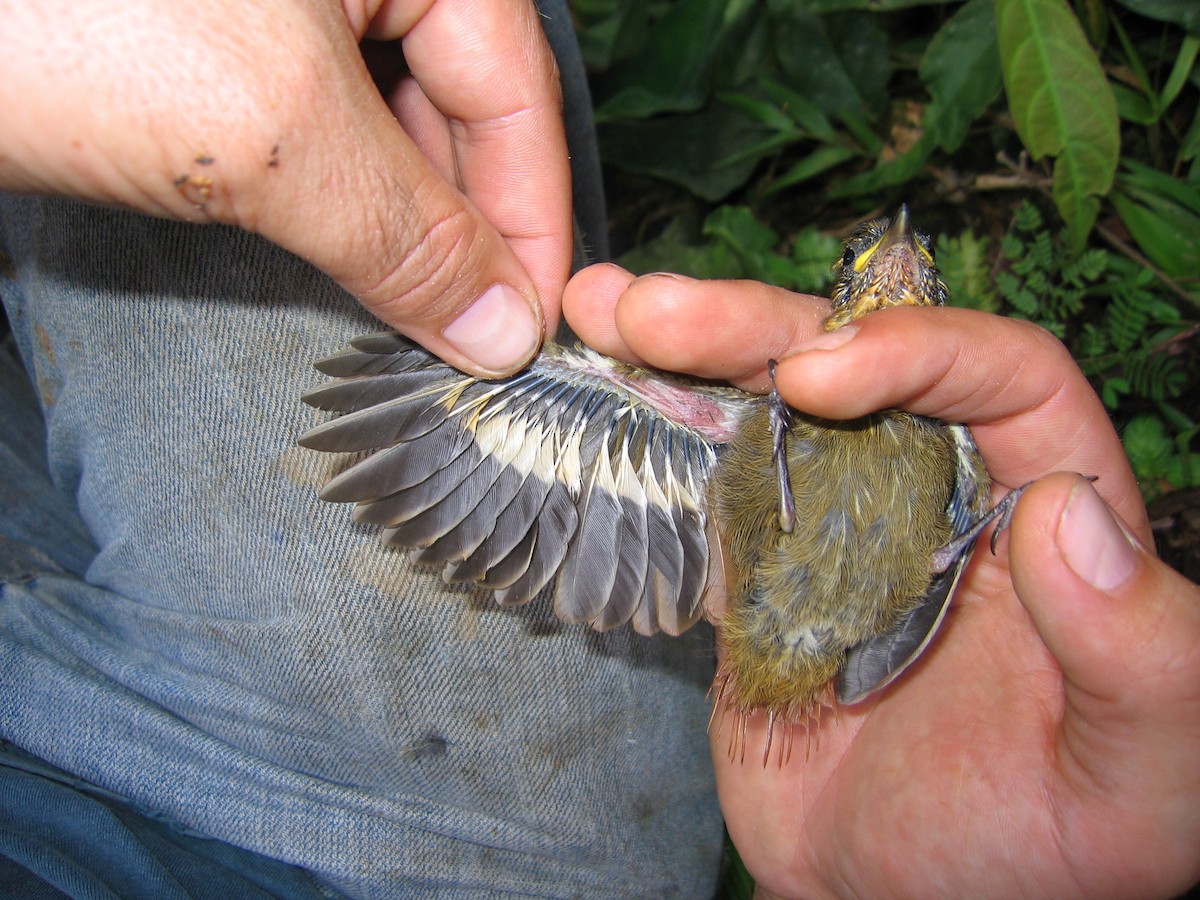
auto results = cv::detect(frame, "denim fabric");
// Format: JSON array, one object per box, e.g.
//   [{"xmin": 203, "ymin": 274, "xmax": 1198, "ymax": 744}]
[
  {"xmin": 0, "ymin": 1, "xmax": 722, "ymax": 895},
  {"xmin": 0, "ymin": 739, "xmax": 326, "ymax": 899}
]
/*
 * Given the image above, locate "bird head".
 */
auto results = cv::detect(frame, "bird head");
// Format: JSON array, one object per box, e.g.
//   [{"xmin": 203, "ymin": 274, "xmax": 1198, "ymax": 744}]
[{"xmin": 825, "ymin": 204, "xmax": 948, "ymax": 331}]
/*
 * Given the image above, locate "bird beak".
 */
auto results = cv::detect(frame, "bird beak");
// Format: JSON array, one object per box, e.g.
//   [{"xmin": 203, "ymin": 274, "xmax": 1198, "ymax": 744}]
[
  {"xmin": 852, "ymin": 204, "xmax": 915, "ymax": 275},
  {"xmin": 878, "ymin": 203, "xmax": 914, "ymax": 254}
]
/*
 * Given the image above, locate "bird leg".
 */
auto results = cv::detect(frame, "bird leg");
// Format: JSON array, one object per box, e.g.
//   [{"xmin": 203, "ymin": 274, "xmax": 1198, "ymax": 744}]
[
  {"xmin": 928, "ymin": 478, "xmax": 1081, "ymax": 574},
  {"xmin": 767, "ymin": 359, "xmax": 797, "ymax": 534}
]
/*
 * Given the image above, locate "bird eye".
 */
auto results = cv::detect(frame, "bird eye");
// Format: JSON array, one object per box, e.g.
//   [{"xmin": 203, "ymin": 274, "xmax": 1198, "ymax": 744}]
[
  {"xmin": 916, "ymin": 230, "xmax": 936, "ymax": 264},
  {"xmin": 841, "ymin": 246, "xmax": 856, "ymax": 267}
]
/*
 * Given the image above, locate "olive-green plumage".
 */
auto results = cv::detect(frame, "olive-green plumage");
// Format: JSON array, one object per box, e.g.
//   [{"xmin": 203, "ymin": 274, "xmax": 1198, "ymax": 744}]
[
  {"xmin": 707, "ymin": 204, "xmax": 991, "ymax": 727},
  {"xmin": 713, "ymin": 409, "xmax": 961, "ymax": 719}
]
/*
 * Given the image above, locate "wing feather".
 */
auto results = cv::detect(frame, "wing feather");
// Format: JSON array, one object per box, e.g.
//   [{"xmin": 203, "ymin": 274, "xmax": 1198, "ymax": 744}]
[{"xmin": 299, "ymin": 334, "xmax": 738, "ymax": 635}]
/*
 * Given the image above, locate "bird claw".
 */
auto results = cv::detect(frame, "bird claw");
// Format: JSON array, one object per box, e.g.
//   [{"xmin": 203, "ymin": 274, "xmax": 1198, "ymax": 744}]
[{"xmin": 930, "ymin": 479, "xmax": 1041, "ymax": 574}]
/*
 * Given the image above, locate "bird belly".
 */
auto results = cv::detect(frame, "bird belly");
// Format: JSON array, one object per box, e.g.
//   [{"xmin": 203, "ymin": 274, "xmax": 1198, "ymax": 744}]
[{"xmin": 712, "ymin": 407, "xmax": 958, "ymax": 718}]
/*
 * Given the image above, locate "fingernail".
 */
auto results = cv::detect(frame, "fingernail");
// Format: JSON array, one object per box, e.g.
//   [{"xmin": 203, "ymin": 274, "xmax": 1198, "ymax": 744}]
[
  {"xmin": 442, "ymin": 284, "xmax": 540, "ymax": 373},
  {"xmin": 636, "ymin": 271, "xmax": 692, "ymax": 282},
  {"xmin": 792, "ymin": 325, "xmax": 859, "ymax": 353},
  {"xmin": 1056, "ymin": 478, "xmax": 1138, "ymax": 592}
]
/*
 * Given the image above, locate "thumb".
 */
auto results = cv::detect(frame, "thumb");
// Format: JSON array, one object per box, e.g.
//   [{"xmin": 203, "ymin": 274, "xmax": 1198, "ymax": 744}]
[
  {"xmin": 1008, "ymin": 473, "xmax": 1200, "ymax": 881},
  {"xmin": 248, "ymin": 45, "xmax": 549, "ymax": 377},
  {"xmin": 270, "ymin": 133, "xmax": 547, "ymax": 377}
]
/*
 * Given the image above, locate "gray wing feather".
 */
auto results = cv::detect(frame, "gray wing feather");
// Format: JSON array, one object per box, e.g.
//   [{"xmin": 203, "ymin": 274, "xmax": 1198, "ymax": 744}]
[
  {"xmin": 553, "ymin": 465, "xmax": 623, "ymax": 626},
  {"xmin": 299, "ymin": 383, "xmax": 454, "ymax": 452},
  {"xmin": 835, "ymin": 554, "xmax": 966, "ymax": 704},
  {"xmin": 300, "ymin": 334, "xmax": 730, "ymax": 637},
  {"xmin": 494, "ymin": 489, "xmax": 577, "ymax": 607}
]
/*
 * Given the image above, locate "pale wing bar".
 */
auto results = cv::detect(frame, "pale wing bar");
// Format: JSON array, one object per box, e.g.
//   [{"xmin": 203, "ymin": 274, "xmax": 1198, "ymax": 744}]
[{"xmin": 299, "ymin": 334, "xmax": 720, "ymax": 637}]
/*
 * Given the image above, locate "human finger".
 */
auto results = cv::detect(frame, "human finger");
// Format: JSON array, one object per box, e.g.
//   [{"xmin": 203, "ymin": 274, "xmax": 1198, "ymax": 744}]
[
  {"xmin": 771, "ymin": 307, "xmax": 1146, "ymax": 536},
  {"xmin": 1007, "ymin": 473, "xmax": 1200, "ymax": 895},
  {"xmin": 563, "ymin": 266, "xmax": 829, "ymax": 384},
  {"xmin": 383, "ymin": 0, "xmax": 573, "ymax": 330}
]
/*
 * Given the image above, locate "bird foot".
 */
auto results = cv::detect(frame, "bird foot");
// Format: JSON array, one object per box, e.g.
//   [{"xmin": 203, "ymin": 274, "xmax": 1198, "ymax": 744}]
[
  {"xmin": 767, "ymin": 359, "xmax": 797, "ymax": 534},
  {"xmin": 929, "ymin": 478, "xmax": 1066, "ymax": 574}
]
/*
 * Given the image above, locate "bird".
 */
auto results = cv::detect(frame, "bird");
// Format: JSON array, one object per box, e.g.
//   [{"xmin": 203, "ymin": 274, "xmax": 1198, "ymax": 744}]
[{"xmin": 298, "ymin": 205, "xmax": 1020, "ymax": 759}]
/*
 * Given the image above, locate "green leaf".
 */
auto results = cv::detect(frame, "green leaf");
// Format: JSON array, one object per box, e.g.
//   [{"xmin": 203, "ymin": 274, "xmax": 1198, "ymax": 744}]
[
  {"xmin": 616, "ymin": 217, "xmax": 740, "ymax": 279},
  {"xmin": 716, "ymin": 91, "xmax": 800, "ymax": 133},
  {"xmin": 703, "ymin": 205, "xmax": 779, "ymax": 254},
  {"xmin": 1111, "ymin": 82, "xmax": 1158, "ymax": 125},
  {"xmin": 1120, "ymin": 159, "xmax": 1200, "ymax": 215},
  {"xmin": 1157, "ymin": 400, "xmax": 1197, "ymax": 434},
  {"xmin": 1123, "ymin": 414, "xmax": 1176, "ymax": 487},
  {"xmin": 573, "ymin": 0, "xmax": 640, "ymax": 70},
  {"xmin": 1109, "ymin": 0, "xmax": 1200, "ymax": 35},
  {"xmin": 771, "ymin": 0, "xmax": 959, "ymax": 9},
  {"xmin": 592, "ymin": 0, "xmax": 761, "ymax": 120},
  {"xmin": 1181, "ymin": 105, "xmax": 1200, "ymax": 162},
  {"xmin": 1105, "ymin": 283, "xmax": 1149, "ymax": 352},
  {"xmin": 701, "ymin": 207, "xmax": 819, "ymax": 289},
  {"xmin": 1111, "ymin": 162, "xmax": 1200, "ymax": 278},
  {"xmin": 1101, "ymin": 376, "xmax": 1131, "ymax": 409},
  {"xmin": 765, "ymin": 145, "xmax": 859, "ymax": 194},
  {"xmin": 789, "ymin": 227, "xmax": 843, "ymax": 295},
  {"xmin": 772, "ymin": 7, "xmax": 891, "ymax": 119},
  {"xmin": 830, "ymin": 132, "xmax": 935, "ymax": 197},
  {"xmin": 937, "ymin": 229, "xmax": 1001, "ymax": 312},
  {"xmin": 757, "ymin": 78, "xmax": 838, "ymax": 141},
  {"xmin": 597, "ymin": 101, "xmax": 775, "ymax": 201},
  {"xmin": 996, "ymin": 0, "xmax": 1120, "ymax": 249},
  {"xmin": 1159, "ymin": 35, "xmax": 1199, "ymax": 111},
  {"xmin": 920, "ymin": 0, "xmax": 1004, "ymax": 152}
]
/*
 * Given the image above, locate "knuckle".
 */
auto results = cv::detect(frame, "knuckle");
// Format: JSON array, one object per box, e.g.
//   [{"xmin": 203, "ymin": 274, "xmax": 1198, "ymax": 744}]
[{"xmin": 362, "ymin": 201, "xmax": 485, "ymax": 327}]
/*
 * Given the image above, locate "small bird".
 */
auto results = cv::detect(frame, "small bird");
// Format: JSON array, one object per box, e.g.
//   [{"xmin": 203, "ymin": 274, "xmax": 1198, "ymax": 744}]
[{"xmin": 299, "ymin": 206, "xmax": 1018, "ymax": 757}]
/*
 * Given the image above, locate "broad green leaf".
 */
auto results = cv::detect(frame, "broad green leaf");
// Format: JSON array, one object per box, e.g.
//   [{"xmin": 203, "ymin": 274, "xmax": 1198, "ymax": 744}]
[
  {"xmin": 1111, "ymin": 82, "xmax": 1158, "ymax": 126},
  {"xmin": 771, "ymin": 7, "xmax": 890, "ymax": 118},
  {"xmin": 702, "ymin": 210, "xmax": 841, "ymax": 290},
  {"xmin": 597, "ymin": 102, "xmax": 775, "ymax": 201},
  {"xmin": 573, "ymin": 0, "xmax": 647, "ymax": 71},
  {"xmin": 703, "ymin": 205, "xmax": 779, "ymax": 254},
  {"xmin": 716, "ymin": 91, "xmax": 799, "ymax": 133},
  {"xmin": 921, "ymin": 0, "xmax": 1003, "ymax": 152},
  {"xmin": 592, "ymin": 0, "xmax": 761, "ymax": 120},
  {"xmin": 758, "ymin": 79, "xmax": 838, "ymax": 141},
  {"xmin": 1111, "ymin": 163, "xmax": 1200, "ymax": 279},
  {"xmin": 617, "ymin": 217, "xmax": 742, "ymax": 280},
  {"xmin": 1182, "ymin": 107, "xmax": 1200, "ymax": 163},
  {"xmin": 830, "ymin": 133, "xmax": 935, "ymax": 196},
  {"xmin": 1109, "ymin": 0, "xmax": 1200, "ymax": 35},
  {"xmin": 765, "ymin": 145, "xmax": 860, "ymax": 195},
  {"xmin": 1160, "ymin": 36, "xmax": 1199, "ymax": 110},
  {"xmin": 996, "ymin": 0, "xmax": 1120, "ymax": 249},
  {"xmin": 1120, "ymin": 159, "xmax": 1200, "ymax": 215},
  {"xmin": 772, "ymin": 0, "xmax": 958, "ymax": 9}
]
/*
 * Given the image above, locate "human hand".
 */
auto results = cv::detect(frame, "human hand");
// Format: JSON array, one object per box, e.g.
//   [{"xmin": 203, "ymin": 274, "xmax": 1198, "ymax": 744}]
[
  {"xmin": 0, "ymin": 0, "xmax": 570, "ymax": 376},
  {"xmin": 565, "ymin": 264, "xmax": 1200, "ymax": 899}
]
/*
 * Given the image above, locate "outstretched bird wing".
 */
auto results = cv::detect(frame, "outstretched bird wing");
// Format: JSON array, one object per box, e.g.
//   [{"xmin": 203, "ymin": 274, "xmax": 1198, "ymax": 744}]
[{"xmin": 299, "ymin": 332, "xmax": 752, "ymax": 637}]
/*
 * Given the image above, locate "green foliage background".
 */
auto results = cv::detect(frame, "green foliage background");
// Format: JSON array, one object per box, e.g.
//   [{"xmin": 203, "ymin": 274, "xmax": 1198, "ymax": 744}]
[{"xmin": 572, "ymin": 0, "xmax": 1199, "ymax": 519}]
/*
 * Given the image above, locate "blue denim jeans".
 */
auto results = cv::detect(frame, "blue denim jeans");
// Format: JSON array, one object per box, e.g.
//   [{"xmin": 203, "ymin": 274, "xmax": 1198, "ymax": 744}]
[{"xmin": 0, "ymin": 3, "xmax": 722, "ymax": 895}]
